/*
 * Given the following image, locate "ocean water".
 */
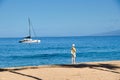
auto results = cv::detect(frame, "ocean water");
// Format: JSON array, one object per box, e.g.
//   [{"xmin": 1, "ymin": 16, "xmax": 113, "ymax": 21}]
[{"xmin": 0, "ymin": 36, "xmax": 120, "ymax": 68}]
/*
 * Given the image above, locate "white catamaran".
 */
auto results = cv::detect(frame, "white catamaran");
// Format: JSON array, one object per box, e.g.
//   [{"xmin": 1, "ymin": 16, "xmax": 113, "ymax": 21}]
[{"xmin": 19, "ymin": 18, "xmax": 40, "ymax": 43}]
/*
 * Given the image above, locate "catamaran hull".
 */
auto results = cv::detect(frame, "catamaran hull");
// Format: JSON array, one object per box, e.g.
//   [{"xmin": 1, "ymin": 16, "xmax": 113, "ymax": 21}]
[{"xmin": 19, "ymin": 39, "xmax": 40, "ymax": 43}]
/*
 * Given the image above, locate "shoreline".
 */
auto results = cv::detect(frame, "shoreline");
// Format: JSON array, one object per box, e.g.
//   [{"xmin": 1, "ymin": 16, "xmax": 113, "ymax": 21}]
[
  {"xmin": 0, "ymin": 60, "xmax": 120, "ymax": 70},
  {"xmin": 0, "ymin": 60, "xmax": 120, "ymax": 80}
]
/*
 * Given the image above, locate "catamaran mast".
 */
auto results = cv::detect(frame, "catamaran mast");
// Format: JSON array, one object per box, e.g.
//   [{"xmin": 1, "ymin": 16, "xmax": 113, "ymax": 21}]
[{"xmin": 28, "ymin": 18, "xmax": 31, "ymax": 38}]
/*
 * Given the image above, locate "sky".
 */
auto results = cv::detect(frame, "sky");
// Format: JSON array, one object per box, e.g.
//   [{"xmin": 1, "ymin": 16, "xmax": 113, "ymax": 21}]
[{"xmin": 0, "ymin": 0, "xmax": 120, "ymax": 37}]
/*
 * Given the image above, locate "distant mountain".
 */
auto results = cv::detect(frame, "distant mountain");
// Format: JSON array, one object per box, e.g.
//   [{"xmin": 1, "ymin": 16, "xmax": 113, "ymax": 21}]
[{"xmin": 93, "ymin": 30, "xmax": 120, "ymax": 36}]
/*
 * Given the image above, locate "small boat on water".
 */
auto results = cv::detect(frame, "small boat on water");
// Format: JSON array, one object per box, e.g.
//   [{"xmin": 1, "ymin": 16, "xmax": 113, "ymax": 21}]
[{"xmin": 19, "ymin": 18, "xmax": 40, "ymax": 43}]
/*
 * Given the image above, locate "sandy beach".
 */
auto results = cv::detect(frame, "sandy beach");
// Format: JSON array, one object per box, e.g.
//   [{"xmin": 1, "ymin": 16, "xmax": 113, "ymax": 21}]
[{"xmin": 0, "ymin": 61, "xmax": 120, "ymax": 80}]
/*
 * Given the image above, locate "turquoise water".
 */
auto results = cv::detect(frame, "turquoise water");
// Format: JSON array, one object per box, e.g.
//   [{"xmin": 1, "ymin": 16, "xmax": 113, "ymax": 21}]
[{"xmin": 0, "ymin": 36, "xmax": 120, "ymax": 68}]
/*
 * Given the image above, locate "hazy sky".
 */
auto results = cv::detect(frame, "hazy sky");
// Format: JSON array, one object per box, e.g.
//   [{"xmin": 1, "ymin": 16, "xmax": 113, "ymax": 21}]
[{"xmin": 0, "ymin": 0, "xmax": 120, "ymax": 37}]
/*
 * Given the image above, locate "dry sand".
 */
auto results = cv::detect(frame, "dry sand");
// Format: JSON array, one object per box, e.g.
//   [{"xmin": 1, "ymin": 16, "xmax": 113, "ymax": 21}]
[{"xmin": 0, "ymin": 61, "xmax": 120, "ymax": 80}]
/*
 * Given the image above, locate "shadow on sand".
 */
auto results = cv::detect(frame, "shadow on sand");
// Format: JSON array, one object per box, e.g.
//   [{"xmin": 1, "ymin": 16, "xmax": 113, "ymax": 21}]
[
  {"xmin": 58, "ymin": 63, "xmax": 120, "ymax": 74},
  {"xmin": 9, "ymin": 70, "xmax": 42, "ymax": 80},
  {"xmin": 0, "ymin": 67, "xmax": 42, "ymax": 80},
  {"xmin": 0, "ymin": 63, "xmax": 120, "ymax": 80}
]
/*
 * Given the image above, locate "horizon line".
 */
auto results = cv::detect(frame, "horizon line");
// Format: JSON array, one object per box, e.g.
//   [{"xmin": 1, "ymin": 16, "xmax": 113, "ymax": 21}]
[{"xmin": 0, "ymin": 35, "xmax": 120, "ymax": 38}]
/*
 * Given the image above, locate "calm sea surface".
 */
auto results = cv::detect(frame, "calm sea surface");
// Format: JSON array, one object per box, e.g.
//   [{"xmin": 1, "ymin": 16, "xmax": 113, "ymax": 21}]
[{"xmin": 0, "ymin": 36, "xmax": 120, "ymax": 68}]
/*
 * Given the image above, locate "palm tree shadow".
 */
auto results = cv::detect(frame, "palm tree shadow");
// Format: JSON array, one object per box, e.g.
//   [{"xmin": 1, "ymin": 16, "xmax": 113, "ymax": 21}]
[
  {"xmin": 9, "ymin": 70, "xmax": 42, "ymax": 80},
  {"xmin": 0, "ymin": 63, "xmax": 120, "ymax": 79},
  {"xmin": 0, "ymin": 68, "xmax": 42, "ymax": 80},
  {"xmin": 58, "ymin": 63, "xmax": 120, "ymax": 74}
]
